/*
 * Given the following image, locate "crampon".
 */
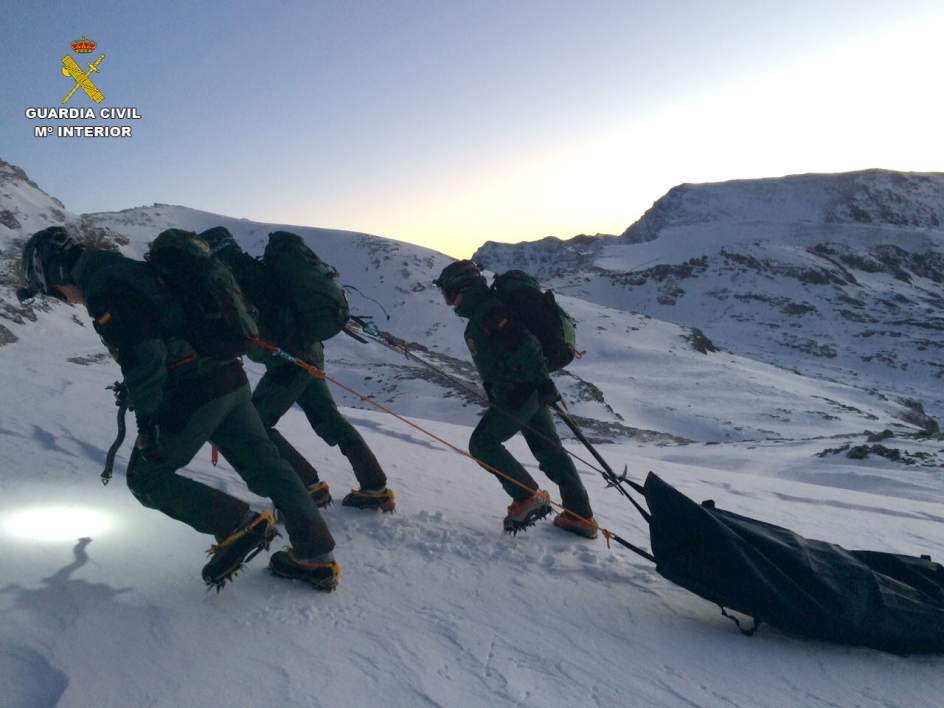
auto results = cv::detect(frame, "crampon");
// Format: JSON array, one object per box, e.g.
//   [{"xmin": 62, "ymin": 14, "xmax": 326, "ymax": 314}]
[
  {"xmin": 341, "ymin": 487, "xmax": 396, "ymax": 512},
  {"xmin": 503, "ymin": 489, "xmax": 552, "ymax": 535},
  {"xmin": 269, "ymin": 548, "xmax": 341, "ymax": 592},
  {"xmin": 309, "ymin": 481, "xmax": 333, "ymax": 508},
  {"xmin": 202, "ymin": 511, "xmax": 278, "ymax": 592}
]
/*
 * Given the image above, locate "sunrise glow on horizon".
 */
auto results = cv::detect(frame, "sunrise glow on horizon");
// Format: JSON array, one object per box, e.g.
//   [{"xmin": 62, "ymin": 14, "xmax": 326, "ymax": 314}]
[{"xmin": 4, "ymin": 2, "xmax": 943, "ymax": 258}]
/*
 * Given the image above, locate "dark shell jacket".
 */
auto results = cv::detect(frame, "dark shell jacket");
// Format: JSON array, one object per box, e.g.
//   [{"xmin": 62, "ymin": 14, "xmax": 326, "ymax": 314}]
[
  {"xmin": 455, "ymin": 282, "xmax": 549, "ymax": 404},
  {"xmin": 73, "ymin": 249, "xmax": 233, "ymax": 418}
]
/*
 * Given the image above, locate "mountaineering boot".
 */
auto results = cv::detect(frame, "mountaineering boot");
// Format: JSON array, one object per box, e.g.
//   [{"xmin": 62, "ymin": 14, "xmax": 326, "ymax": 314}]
[
  {"xmin": 269, "ymin": 548, "xmax": 341, "ymax": 591},
  {"xmin": 308, "ymin": 480, "xmax": 332, "ymax": 508},
  {"xmin": 341, "ymin": 487, "xmax": 396, "ymax": 512},
  {"xmin": 553, "ymin": 512, "xmax": 599, "ymax": 539},
  {"xmin": 341, "ymin": 440, "xmax": 388, "ymax": 491},
  {"xmin": 503, "ymin": 489, "xmax": 552, "ymax": 534},
  {"xmin": 202, "ymin": 510, "xmax": 277, "ymax": 591}
]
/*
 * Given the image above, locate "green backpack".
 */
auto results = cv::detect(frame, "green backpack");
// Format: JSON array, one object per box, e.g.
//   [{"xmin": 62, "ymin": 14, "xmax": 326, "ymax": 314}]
[
  {"xmin": 262, "ymin": 231, "xmax": 349, "ymax": 344},
  {"xmin": 146, "ymin": 229, "xmax": 259, "ymax": 359},
  {"xmin": 491, "ymin": 270, "xmax": 577, "ymax": 371}
]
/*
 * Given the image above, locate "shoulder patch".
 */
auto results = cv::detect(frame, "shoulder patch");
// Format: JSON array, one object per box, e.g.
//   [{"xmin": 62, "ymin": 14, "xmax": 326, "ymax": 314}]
[{"xmin": 482, "ymin": 304, "xmax": 512, "ymax": 334}]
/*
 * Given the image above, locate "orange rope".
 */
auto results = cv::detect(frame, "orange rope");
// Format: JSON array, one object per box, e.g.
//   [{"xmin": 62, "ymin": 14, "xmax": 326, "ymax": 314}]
[
  {"xmin": 327, "ymin": 373, "xmax": 602, "ymax": 529},
  {"xmin": 351, "ymin": 324, "xmax": 618, "ymax": 488},
  {"xmin": 252, "ymin": 338, "xmax": 609, "ymax": 535}
]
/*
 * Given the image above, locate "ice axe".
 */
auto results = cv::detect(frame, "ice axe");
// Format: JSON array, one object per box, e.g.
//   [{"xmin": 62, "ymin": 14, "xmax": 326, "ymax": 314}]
[
  {"xmin": 551, "ymin": 402, "xmax": 649, "ymax": 518},
  {"xmin": 341, "ymin": 325, "xmax": 368, "ymax": 344}
]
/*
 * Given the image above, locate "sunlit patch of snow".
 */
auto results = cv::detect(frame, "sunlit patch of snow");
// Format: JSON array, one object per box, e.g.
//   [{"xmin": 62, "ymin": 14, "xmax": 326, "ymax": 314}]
[{"xmin": 1, "ymin": 505, "xmax": 115, "ymax": 542}]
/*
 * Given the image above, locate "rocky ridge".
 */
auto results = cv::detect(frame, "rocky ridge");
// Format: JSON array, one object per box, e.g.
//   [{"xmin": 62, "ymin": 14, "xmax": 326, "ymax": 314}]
[
  {"xmin": 2, "ymin": 160, "xmax": 938, "ymax": 448},
  {"xmin": 474, "ymin": 169, "xmax": 944, "ymax": 424}
]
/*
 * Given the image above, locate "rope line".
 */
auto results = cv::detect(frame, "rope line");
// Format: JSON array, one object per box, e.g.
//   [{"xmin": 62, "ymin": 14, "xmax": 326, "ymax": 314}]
[
  {"xmin": 347, "ymin": 319, "xmax": 636, "ymax": 489},
  {"xmin": 345, "ymin": 320, "xmax": 656, "ymax": 547},
  {"xmin": 252, "ymin": 338, "xmax": 618, "ymax": 537},
  {"xmin": 329, "ymin": 370, "xmax": 602, "ymax": 528}
]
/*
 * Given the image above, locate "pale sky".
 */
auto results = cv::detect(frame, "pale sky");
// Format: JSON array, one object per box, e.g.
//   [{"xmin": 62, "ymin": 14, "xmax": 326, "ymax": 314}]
[{"xmin": 3, "ymin": 1, "xmax": 943, "ymax": 257}]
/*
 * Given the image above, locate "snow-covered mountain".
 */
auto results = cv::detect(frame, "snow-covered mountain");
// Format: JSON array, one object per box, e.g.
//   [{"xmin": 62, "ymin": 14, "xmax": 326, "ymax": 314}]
[
  {"xmin": 2, "ymin": 161, "xmax": 942, "ymax": 707},
  {"xmin": 7, "ymin": 161, "xmax": 932, "ymax": 443},
  {"xmin": 0, "ymin": 160, "xmax": 130, "ymax": 346},
  {"xmin": 475, "ymin": 170, "xmax": 944, "ymax": 427}
]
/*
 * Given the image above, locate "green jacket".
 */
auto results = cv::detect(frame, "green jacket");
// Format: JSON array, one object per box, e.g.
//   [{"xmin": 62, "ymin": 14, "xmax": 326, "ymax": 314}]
[
  {"xmin": 74, "ymin": 250, "xmax": 233, "ymax": 418},
  {"xmin": 455, "ymin": 282, "xmax": 549, "ymax": 405}
]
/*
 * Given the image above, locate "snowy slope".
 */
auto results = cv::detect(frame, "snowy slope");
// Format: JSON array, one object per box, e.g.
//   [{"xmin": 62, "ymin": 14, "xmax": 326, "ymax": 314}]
[
  {"xmin": 2, "ymin": 161, "xmax": 943, "ymax": 707},
  {"xmin": 2, "ymin": 299, "xmax": 943, "ymax": 708}
]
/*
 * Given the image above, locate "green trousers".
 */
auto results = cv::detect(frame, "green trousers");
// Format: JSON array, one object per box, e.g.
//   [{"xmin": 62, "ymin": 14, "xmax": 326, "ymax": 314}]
[
  {"xmin": 469, "ymin": 392, "xmax": 593, "ymax": 518},
  {"xmin": 127, "ymin": 383, "xmax": 335, "ymax": 557},
  {"xmin": 251, "ymin": 363, "xmax": 386, "ymax": 490}
]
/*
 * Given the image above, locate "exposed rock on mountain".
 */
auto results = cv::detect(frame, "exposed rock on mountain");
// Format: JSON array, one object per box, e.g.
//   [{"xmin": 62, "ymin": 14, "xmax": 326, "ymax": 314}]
[
  {"xmin": 3, "ymin": 160, "xmax": 938, "ymax": 442},
  {"xmin": 474, "ymin": 169, "xmax": 944, "ymax": 420}
]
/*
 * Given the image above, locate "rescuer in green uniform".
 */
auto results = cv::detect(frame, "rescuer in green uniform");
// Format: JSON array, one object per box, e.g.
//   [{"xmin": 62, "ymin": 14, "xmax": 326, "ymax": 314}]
[
  {"xmin": 434, "ymin": 260, "xmax": 597, "ymax": 538},
  {"xmin": 199, "ymin": 226, "xmax": 394, "ymax": 512},
  {"xmin": 18, "ymin": 227, "xmax": 341, "ymax": 591}
]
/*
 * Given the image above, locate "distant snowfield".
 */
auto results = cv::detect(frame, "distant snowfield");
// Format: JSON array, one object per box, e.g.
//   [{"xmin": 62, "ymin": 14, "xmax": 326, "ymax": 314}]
[{"xmin": 2, "ymin": 305, "xmax": 943, "ymax": 708}]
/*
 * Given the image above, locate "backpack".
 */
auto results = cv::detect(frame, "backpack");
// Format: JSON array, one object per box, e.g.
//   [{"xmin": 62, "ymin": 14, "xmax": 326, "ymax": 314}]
[
  {"xmin": 262, "ymin": 231, "xmax": 349, "ymax": 344},
  {"xmin": 146, "ymin": 229, "xmax": 259, "ymax": 359},
  {"xmin": 491, "ymin": 270, "xmax": 577, "ymax": 371}
]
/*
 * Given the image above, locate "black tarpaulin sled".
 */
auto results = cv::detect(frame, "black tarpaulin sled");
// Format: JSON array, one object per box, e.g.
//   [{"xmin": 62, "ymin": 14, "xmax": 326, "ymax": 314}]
[
  {"xmin": 551, "ymin": 406, "xmax": 944, "ymax": 655},
  {"xmin": 643, "ymin": 472, "xmax": 944, "ymax": 654}
]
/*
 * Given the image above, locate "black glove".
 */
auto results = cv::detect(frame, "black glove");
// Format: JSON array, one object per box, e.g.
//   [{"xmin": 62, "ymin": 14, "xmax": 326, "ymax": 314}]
[
  {"xmin": 536, "ymin": 378, "xmax": 561, "ymax": 406},
  {"xmin": 135, "ymin": 417, "xmax": 166, "ymax": 463}
]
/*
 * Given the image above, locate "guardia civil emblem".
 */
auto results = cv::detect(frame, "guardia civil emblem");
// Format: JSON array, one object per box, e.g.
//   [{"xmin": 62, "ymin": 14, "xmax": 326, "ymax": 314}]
[{"xmin": 61, "ymin": 37, "xmax": 105, "ymax": 105}]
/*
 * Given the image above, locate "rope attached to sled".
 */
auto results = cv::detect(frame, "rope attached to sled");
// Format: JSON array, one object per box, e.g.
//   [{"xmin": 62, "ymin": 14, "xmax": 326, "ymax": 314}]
[{"xmin": 251, "ymin": 337, "xmax": 650, "ymax": 553}]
